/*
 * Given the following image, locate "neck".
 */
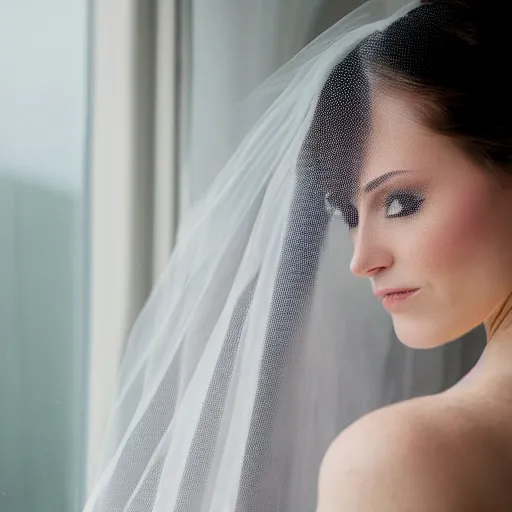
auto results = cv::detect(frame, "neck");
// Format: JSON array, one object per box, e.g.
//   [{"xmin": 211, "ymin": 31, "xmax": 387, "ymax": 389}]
[
  {"xmin": 467, "ymin": 291, "xmax": 512, "ymax": 386},
  {"xmin": 447, "ymin": 295, "xmax": 512, "ymax": 403}
]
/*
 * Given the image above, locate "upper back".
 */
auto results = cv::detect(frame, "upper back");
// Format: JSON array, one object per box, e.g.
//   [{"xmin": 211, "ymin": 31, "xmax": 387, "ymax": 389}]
[{"xmin": 317, "ymin": 391, "xmax": 512, "ymax": 511}]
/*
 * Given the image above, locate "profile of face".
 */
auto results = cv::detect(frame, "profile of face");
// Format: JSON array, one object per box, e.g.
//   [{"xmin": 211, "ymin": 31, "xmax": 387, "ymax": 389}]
[{"xmin": 349, "ymin": 89, "xmax": 512, "ymax": 349}]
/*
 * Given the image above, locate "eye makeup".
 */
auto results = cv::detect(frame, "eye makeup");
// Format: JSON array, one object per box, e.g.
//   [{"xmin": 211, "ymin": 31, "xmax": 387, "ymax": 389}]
[{"xmin": 326, "ymin": 182, "xmax": 428, "ymax": 230}]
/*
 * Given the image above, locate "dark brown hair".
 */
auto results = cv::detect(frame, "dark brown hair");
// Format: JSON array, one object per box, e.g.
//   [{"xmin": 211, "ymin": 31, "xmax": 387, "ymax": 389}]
[{"xmin": 361, "ymin": 0, "xmax": 512, "ymax": 174}]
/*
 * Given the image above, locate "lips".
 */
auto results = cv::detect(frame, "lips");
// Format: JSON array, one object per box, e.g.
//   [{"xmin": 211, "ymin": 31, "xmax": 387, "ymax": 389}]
[
  {"xmin": 374, "ymin": 288, "xmax": 419, "ymax": 299},
  {"xmin": 384, "ymin": 290, "xmax": 417, "ymax": 299},
  {"xmin": 379, "ymin": 289, "xmax": 420, "ymax": 313}
]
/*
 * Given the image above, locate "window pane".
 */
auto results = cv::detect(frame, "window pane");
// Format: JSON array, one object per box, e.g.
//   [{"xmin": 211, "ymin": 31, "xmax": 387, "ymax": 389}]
[{"xmin": 0, "ymin": 1, "xmax": 90, "ymax": 511}]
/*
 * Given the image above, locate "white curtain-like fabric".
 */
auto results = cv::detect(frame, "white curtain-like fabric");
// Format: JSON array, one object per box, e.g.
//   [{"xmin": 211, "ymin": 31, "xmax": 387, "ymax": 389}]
[
  {"xmin": 180, "ymin": 0, "xmax": 329, "ymax": 215},
  {"xmin": 84, "ymin": 1, "xmax": 486, "ymax": 510}
]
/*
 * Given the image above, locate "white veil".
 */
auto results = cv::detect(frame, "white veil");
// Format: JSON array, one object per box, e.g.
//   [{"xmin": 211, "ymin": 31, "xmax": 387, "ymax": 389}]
[{"xmin": 84, "ymin": 1, "xmax": 485, "ymax": 510}]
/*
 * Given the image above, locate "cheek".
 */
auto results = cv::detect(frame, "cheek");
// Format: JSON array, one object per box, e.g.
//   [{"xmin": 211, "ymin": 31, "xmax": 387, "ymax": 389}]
[
  {"xmin": 392, "ymin": 188, "xmax": 497, "ymax": 348},
  {"xmin": 412, "ymin": 185, "xmax": 494, "ymax": 283}
]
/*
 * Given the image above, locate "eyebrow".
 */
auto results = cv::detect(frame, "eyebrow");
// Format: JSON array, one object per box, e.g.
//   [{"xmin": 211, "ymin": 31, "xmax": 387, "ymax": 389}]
[
  {"xmin": 362, "ymin": 170, "xmax": 411, "ymax": 194},
  {"xmin": 351, "ymin": 170, "xmax": 413, "ymax": 206}
]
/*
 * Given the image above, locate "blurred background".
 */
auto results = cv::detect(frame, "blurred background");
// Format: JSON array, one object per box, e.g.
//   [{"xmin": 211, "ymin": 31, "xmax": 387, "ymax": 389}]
[{"xmin": 0, "ymin": 0, "xmax": 394, "ymax": 510}]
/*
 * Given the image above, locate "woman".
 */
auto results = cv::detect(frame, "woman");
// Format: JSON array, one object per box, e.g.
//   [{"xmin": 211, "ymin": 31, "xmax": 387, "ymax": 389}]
[
  {"xmin": 317, "ymin": 1, "xmax": 512, "ymax": 509},
  {"xmin": 84, "ymin": 0, "xmax": 507, "ymax": 510}
]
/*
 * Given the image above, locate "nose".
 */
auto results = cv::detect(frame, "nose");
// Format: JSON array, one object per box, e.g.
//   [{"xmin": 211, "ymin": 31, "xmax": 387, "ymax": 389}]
[{"xmin": 349, "ymin": 225, "xmax": 393, "ymax": 278}]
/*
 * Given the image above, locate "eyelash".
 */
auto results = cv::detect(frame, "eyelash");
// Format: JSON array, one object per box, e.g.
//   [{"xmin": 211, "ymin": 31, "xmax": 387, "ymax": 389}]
[{"xmin": 325, "ymin": 190, "xmax": 425, "ymax": 230}]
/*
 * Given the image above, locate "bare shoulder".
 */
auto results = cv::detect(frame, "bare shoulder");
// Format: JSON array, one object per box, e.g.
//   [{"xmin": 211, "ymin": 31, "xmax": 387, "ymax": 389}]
[{"xmin": 317, "ymin": 396, "xmax": 511, "ymax": 511}]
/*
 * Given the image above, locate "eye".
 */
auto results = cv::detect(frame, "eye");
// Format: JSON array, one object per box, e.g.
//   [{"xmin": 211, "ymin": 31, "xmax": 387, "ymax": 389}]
[
  {"xmin": 325, "ymin": 192, "xmax": 359, "ymax": 229},
  {"xmin": 385, "ymin": 191, "xmax": 424, "ymax": 219}
]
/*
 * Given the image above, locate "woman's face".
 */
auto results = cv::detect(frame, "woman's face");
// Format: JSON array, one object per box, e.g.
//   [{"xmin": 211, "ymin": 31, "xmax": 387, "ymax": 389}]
[{"xmin": 349, "ymin": 90, "xmax": 512, "ymax": 349}]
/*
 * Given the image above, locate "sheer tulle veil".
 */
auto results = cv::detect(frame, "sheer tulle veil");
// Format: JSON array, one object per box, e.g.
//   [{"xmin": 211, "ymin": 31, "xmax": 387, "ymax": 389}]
[{"xmin": 83, "ymin": 1, "xmax": 485, "ymax": 510}]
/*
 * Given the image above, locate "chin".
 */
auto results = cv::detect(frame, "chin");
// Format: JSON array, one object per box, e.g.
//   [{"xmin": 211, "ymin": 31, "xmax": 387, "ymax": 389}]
[{"xmin": 391, "ymin": 318, "xmax": 459, "ymax": 350}]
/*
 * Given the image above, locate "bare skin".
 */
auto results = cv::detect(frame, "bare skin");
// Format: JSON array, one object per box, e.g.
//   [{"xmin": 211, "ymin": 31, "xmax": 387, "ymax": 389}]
[
  {"xmin": 317, "ymin": 343, "xmax": 512, "ymax": 511},
  {"xmin": 317, "ymin": 384, "xmax": 512, "ymax": 511},
  {"xmin": 317, "ymin": 89, "xmax": 512, "ymax": 510}
]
